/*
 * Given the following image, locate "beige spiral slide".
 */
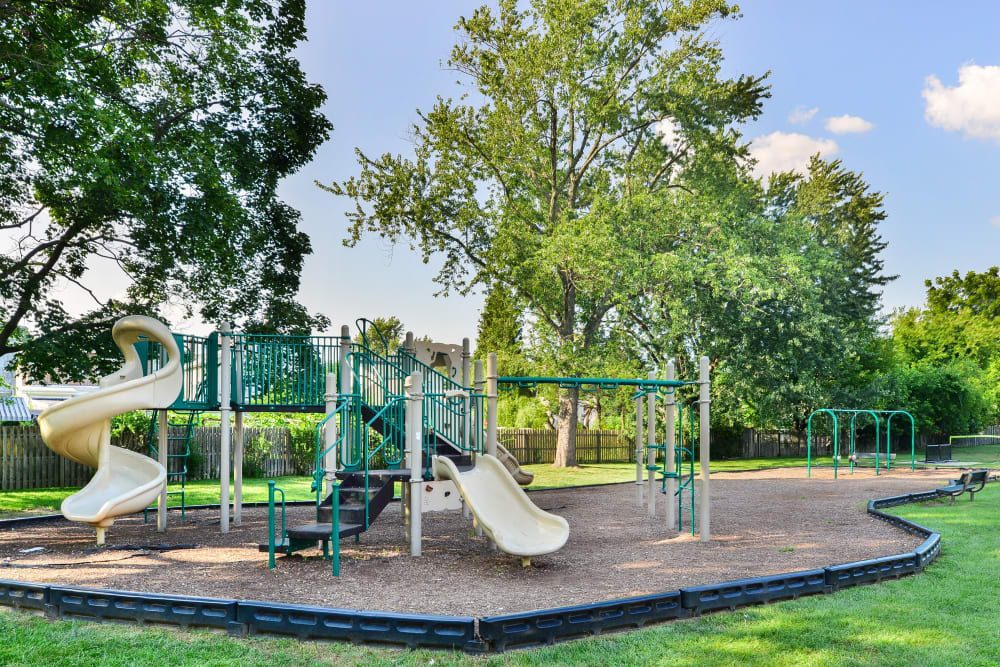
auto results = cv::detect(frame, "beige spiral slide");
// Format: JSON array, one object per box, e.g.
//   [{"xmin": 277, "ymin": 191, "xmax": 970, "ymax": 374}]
[
  {"xmin": 37, "ymin": 316, "xmax": 183, "ymax": 544},
  {"xmin": 433, "ymin": 453, "xmax": 569, "ymax": 564}
]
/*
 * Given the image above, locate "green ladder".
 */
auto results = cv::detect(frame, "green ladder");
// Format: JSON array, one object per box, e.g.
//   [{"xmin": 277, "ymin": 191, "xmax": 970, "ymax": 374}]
[
  {"xmin": 145, "ymin": 408, "xmax": 200, "ymax": 521},
  {"xmin": 647, "ymin": 443, "xmax": 695, "ymax": 536}
]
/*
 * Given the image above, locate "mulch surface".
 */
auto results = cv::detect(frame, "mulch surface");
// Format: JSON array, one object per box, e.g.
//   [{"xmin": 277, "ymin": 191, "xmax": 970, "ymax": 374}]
[{"xmin": 0, "ymin": 466, "xmax": 956, "ymax": 617}]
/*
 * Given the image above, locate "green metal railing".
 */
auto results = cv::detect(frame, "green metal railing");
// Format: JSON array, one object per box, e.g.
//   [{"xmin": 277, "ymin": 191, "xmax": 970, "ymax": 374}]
[
  {"xmin": 313, "ymin": 394, "xmax": 405, "ymax": 527},
  {"xmin": 394, "ymin": 350, "xmax": 483, "ymax": 457},
  {"xmin": 231, "ymin": 333, "xmax": 342, "ymax": 411},
  {"xmin": 349, "ymin": 347, "xmax": 408, "ymax": 409},
  {"xmin": 137, "ymin": 333, "xmax": 218, "ymax": 410}
]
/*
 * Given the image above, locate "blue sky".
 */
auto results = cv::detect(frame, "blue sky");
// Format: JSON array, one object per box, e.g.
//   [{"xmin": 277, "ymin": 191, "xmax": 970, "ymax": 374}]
[{"xmin": 275, "ymin": 1, "xmax": 999, "ymax": 344}]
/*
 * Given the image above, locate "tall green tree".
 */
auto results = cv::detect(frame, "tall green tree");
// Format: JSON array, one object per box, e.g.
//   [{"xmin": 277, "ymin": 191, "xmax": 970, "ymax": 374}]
[
  {"xmin": 1, "ymin": 0, "xmax": 331, "ymax": 382},
  {"xmin": 475, "ymin": 283, "xmax": 528, "ymax": 376},
  {"xmin": 364, "ymin": 316, "xmax": 405, "ymax": 356},
  {"xmin": 612, "ymin": 156, "xmax": 893, "ymax": 429},
  {"xmin": 321, "ymin": 0, "xmax": 768, "ymax": 466},
  {"xmin": 892, "ymin": 267, "xmax": 1000, "ymax": 421}
]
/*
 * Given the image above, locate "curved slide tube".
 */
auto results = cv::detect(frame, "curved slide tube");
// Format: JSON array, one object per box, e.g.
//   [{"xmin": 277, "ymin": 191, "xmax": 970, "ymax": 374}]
[
  {"xmin": 38, "ymin": 316, "xmax": 183, "ymax": 544},
  {"xmin": 432, "ymin": 454, "xmax": 569, "ymax": 559},
  {"xmin": 495, "ymin": 443, "xmax": 534, "ymax": 486}
]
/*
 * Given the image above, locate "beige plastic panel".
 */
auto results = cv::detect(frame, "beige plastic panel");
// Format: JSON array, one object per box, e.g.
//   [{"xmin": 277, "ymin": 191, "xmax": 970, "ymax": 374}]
[
  {"xmin": 432, "ymin": 454, "xmax": 569, "ymax": 557},
  {"xmin": 37, "ymin": 316, "xmax": 182, "ymax": 529}
]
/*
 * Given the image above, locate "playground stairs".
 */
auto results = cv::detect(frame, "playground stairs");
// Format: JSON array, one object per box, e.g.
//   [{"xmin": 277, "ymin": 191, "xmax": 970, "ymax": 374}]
[
  {"xmin": 268, "ymin": 435, "xmax": 473, "ymax": 555},
  {"xmin": 265, "ymin": 320, "xmax": 478, "ymax": 559}
]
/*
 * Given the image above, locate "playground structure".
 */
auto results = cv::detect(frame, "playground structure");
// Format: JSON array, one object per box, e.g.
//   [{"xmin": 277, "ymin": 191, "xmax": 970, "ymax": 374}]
[
  {"xmin": 35, "ymin": 316, "xmax": 182, "ymax": 544},
  {"xmin": 806, "ymin": 408, "xmax": 916, "ymax": 478},
  {"xmin": 498, "ymin": 358, "xmax": 712, "ymax": 542},
  {"xmin": 37, "ymin": 316, "xmax": 712, "ymax": 573}
]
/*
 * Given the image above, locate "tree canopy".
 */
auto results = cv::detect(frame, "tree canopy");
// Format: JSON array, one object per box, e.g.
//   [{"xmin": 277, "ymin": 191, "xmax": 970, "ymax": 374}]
[
  {"xmin": 891, "ymin": 267, "xmax": 1000, "ymax": 424},
  {"xmin": 322, "ymin": 0, "xmax": 769, "ymax": 466},
  {"xmin": 1, "ymin": 0, "xmax": 331, "ymax": 381}
]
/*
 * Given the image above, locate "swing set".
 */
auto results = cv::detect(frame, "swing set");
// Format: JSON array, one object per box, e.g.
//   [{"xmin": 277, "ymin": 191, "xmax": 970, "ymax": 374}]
[{"xmin": 806, "ymin": 408, "xmax": 916, "ymax": 478}]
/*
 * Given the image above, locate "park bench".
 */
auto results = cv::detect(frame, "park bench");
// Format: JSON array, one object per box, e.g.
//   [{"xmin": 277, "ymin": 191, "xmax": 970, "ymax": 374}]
[{"xmin": 936, "ymin": 469, "xmax": 989, "ymax": 504}]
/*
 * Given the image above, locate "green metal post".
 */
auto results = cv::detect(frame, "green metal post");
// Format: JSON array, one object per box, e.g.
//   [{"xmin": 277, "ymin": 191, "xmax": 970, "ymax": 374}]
[
  {"xmin": 331, "ymin": 478, "xmax": 340, "ymax": 576},
  {"xmin": 267, "ymin": 480, "xmax": 276, "ymax": 569},
  {"xmin": 806, "ymin": 409, "xmax": 838, "ymax": 479}
]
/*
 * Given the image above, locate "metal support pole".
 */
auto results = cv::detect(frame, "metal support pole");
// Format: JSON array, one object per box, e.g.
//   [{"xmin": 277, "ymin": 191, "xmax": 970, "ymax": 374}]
[
  {"xmin": 665, "ymin": 360, "xmax": 677, "ymax": 531},
  {"xmin": 699, "ymin": 356, "xmax": 711, "ymax": 542},
  {"xmin": 157, "ymin": 409, "xmax": 168, "ymax": 532},
  {"xmin": 234, "ymin": 410, "xmax": 243, "ymax": 526},
  {"xmin": 461, "ymin": 338, "xmax": 471, "ymax": 387},
  {"xmin": 635, "ymin": 396, "xmax": 644, "ymax": 506},
  {"xmin": 219, "ymin": 322, "xmax": 232, "ymax": 533},
  {"xmin": 486, "ymin": 353, "xmax": 498, "ymax": 459},
  {"xmin": 462, "ymin": 338, "xmax": 472, "ymax": 456},
  {"xmin": 404, "ymin": 331, "xmax": 416, "ymax": 357},
  {"xmin": 339, "ymin": 325, "xmax": 352, "ymax": 466},
  {"xmin": 647, "ymin": 371, "xmax": 656, "ymax": 518},
  {"xmin": 233, "ymin": 345, "xmax": 244, "ymax": 526},
  {"xmin": 474, "ymin": 359, "xmax": 484, "ymax": 458},
  {"xmin": 406, "ymin": 372, "xmax": 424, "ymax": 556},
  {"xmin": 470, "ymin": 359, "xmax": 483, "ymax": 524},
  {"xmin": 324, "ymin": 373, "xmax": 338, "ymax": 498}
]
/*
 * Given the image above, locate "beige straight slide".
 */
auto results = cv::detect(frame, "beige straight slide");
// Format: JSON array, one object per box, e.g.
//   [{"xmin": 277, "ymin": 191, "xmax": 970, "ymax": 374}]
[
  {"xmin": 37, "ymin": 316, "xmax": 183, "ymax": 544},
  {"xmin": 432, "ymin": 454, "xmax": 569, "ymax": 559}
]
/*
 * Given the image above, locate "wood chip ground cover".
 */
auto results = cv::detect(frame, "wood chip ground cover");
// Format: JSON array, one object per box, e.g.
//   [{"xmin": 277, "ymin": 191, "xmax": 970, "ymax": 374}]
[{"xmin": 0, "ymin": 467, "xmax": 954, "ymax": 617}]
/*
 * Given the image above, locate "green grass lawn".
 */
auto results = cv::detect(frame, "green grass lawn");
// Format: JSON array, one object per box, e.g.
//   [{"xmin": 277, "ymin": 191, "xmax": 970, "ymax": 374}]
[
  {"xmin": 2, "ymin": 478, "xmax": 998, "ymax": 664},
  {"xmin": 2, "ymin": 460, "xmax": 811, "ymax": 516},
  {"xmin": 0, "ymin": 476, "xmax": 316, "ymax": 518}
]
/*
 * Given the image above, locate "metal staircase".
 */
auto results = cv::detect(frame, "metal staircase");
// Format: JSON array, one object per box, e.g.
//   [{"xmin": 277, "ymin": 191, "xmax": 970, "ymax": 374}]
[{"xmin": 265, "ymin": 320, "xmax": 482, "ymax": 569}]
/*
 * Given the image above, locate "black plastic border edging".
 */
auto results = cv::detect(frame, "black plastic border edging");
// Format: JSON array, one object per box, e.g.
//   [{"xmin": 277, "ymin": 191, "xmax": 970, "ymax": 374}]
[
  {"xmin": 0, "ymin": 486, "xmax": 949, "ymax": 652},
  {"xmin": 478, "ymin": 487, "xmax": 945, "ymax": 650}
]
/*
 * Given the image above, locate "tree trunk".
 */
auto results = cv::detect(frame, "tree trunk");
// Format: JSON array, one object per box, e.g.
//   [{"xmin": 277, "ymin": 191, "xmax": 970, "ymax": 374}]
[{"xmin": 553, "ymin": 386, "xmax": 579, "ymax": 467}]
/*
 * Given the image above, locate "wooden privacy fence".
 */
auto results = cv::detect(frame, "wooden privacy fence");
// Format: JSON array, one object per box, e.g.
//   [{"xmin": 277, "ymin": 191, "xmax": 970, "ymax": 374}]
[
  {"xmin": 190, "ymin": 426, "xmax": 302, "ymax": 479},
  {"xmin": 741, "ymin": 428, "xmax": 832, "ymax": 459},
  {"xmin": 741, "ymin": 428, "xmax": 977, "ymax": 458},
  {"xmin": 0, "ymin": 425, "xmax": 301, "ymax": 491},
  {"xmin": 499, "ymin": 428, "xmax": 632, "ymax": 465}
]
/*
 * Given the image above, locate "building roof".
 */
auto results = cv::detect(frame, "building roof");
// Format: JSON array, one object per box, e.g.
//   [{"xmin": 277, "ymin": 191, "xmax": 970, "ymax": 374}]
[{"xmin": 0, "ymin": 396, "xmax": 34, "ymax": 422}]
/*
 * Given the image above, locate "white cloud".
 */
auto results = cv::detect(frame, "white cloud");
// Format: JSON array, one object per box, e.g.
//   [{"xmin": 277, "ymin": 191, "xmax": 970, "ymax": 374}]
[
  {"xmin": 749, "ymin": 131, "xmax": 839, "ymax": 179},
  {"xmin": 788, "ymin": 106, "xmax": 818, "ymax": 124},
  {"xmin": 825, "ymin": 114, "xmax": 874, "ymax": 134},
  {"xmin": 923, "ymin": 63, "xmax": 1000, "ymax": 142},
  {"xmin": 991, "ymin": 216, "xmax": 1000, "ymax": 230},
  {"xmin": 656, "ymin": 117, "xmax": 679, "ymax": 147}
]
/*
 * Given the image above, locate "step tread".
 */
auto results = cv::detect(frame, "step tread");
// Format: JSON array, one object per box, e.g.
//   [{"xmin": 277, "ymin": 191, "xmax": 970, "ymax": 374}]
[
  {"xmin": 336, "ymin": 469, "xmax": 410, "ymax": 479},
  {"xmin": 337, "ymin": 486, "xmax": 383, "ymax": 495},
  {"xmin": 286, "ymin": 521, "xmax": 364, "ymax": 540}
]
